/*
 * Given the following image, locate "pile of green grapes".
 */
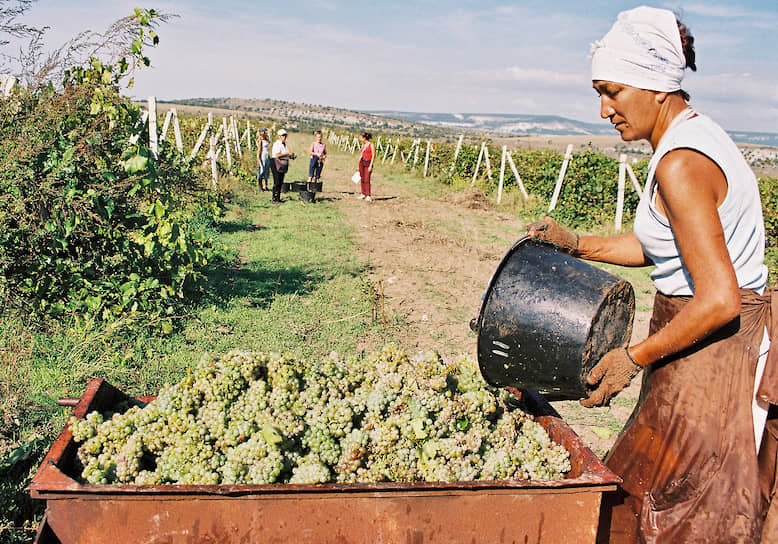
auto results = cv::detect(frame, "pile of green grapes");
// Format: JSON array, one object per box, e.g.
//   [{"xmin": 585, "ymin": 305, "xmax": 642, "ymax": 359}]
[{"xmin": 69, "ymin": 347, "xmax": 571, "ymax": 485}]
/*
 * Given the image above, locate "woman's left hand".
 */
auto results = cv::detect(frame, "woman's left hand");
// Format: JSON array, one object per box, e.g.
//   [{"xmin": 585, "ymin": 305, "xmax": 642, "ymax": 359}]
[{"xmin": 580, "ymin": 348, "xmax": 642, "ymax": 407}]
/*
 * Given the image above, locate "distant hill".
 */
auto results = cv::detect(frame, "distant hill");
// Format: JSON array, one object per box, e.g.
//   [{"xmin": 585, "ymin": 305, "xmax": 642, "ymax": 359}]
[
  {"xmin": 367, "ymin": 111, "xmax": 613, "ymax": 137},
  {"xmin": 163, "ymin": 97, "xmax": 450, "ymax": 138},
  {"xmin": 368, "ymin": 110, "xmax": 778, "ymax": 147},
  {"xmin": 162, "ymin": 98, "xmax": 778, "ymax": 148}
]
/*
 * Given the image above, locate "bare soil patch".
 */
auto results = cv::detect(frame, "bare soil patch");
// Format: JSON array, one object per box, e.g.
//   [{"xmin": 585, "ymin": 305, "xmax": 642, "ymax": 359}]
[{"xmin": 319, "ymin": 162, "xmax": 650, "ymax": 457}]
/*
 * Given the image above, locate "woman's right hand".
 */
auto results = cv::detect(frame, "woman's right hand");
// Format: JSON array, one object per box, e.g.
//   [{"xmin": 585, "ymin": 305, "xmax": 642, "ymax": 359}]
[{"xmin": 526, "ymin": 216, "xmax": 579, "ymax": 254}]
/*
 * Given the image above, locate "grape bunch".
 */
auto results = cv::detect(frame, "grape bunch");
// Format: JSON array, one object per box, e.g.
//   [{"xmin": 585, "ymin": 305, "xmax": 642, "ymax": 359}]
[{"xmin": 69, "ymin": 347, "xmax": 571, "ymax": 485}]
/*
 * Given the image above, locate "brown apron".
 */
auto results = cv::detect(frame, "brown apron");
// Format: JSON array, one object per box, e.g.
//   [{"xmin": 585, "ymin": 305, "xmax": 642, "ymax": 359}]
[{"xmin": 599, "ymin": 289, "xmax": 778, "ymax": 543}]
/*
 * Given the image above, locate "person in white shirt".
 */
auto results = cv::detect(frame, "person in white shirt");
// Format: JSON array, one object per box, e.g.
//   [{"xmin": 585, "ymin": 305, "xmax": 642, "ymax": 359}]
[{"xmin": 269, "ymin": 129, "xmax": 296, "ymax": 203}]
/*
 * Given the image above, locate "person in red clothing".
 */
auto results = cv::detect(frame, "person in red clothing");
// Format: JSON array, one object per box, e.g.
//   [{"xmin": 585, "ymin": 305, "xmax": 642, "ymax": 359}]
[{"xmin": 357, "ymin": 132, "xmax": 375, "ymax": 201}]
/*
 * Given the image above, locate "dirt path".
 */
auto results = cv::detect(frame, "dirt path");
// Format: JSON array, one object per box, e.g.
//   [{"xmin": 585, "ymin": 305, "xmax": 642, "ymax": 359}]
[{"xmin": 320, "ymin": 159, "xmax": 649, "ymax": 457}]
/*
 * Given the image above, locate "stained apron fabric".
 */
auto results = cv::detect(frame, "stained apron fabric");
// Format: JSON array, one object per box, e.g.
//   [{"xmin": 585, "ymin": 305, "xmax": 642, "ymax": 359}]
[{"xmin": 599, "ymin": 289, "xmax": 777, "ymax": 543}]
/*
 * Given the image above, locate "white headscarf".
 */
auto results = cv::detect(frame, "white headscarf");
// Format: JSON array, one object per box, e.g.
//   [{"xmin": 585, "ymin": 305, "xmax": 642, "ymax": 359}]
[{"xmin": 591, "ymin": 6, "xmax": 685, "ymax": 92}]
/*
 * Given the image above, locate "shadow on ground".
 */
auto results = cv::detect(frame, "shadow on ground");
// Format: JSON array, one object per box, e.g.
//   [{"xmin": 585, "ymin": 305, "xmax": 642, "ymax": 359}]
[{"xmin": 202, "ymin": 262, "xmax": 324, "ymax": 310}]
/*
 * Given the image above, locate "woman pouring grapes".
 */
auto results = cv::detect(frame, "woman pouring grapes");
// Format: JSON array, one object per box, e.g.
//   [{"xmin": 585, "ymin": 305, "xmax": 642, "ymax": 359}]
[{"xmin": 527, "ymin": 6, "xmax": 777, "ymax": 543}]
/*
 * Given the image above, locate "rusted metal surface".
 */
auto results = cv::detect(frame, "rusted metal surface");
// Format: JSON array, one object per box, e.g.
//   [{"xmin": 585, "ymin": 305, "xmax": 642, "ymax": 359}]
[{"xmin": 31, "ymin": 379, "xmax": 620, "ymax": 544}]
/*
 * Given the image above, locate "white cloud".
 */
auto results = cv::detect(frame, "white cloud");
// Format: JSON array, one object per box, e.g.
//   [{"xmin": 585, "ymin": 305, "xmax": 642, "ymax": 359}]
[
  {"xmin": 472, "ymin": 66, "xmax": 584, "ymax": 87},
  {"xmin": 686, "ymin": 72, "xmax": 778, "ymax": 104},
  {"xmin": 679, "ymin": 2, "xmax": 775, "ymax": 19}
]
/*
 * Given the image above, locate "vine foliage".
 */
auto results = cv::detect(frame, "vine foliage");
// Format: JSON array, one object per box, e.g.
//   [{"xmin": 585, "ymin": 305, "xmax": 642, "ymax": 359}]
[{"xmin": 0, "ymin": 8, "xmax": 222, "ymax": 326}]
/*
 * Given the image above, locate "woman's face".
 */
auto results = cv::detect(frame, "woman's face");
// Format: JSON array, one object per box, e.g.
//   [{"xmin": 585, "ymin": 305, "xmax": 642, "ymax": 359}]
[
  {"xmin": 315, "ymin": 133, "xmax": 322, "ymax": 142},
  {"xmin": 593, "ymin": 80, "xmax": 661, "ymax": 142}
]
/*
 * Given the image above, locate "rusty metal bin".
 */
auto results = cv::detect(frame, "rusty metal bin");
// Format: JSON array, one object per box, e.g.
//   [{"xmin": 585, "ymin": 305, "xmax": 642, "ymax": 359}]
[{"xmin": 30, "ymin": 379, "xmax": 620, "ymax": 544}]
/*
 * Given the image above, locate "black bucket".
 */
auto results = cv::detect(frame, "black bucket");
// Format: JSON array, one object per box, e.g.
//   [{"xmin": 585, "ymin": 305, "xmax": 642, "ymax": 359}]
[
  {"xmin": 281, "ymin": 182, "xmax": 292, "ymax": 193},
  {"xmin": 299, "ymin": 190, "xmax": 316, "ymax": 203},
  {"xmin": 471, "ymin": 236, "xmax": 635, "ymax": 400},
  {"xmin": 291, "ymin": 181, "xmax": 307, "ymax": 192},
  {"xmin": 308, "ymin": 181, "xmax": 323, "ymax": 192}
]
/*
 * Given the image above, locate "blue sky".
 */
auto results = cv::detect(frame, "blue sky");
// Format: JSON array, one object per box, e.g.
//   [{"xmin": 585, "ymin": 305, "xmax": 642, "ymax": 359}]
[{"xmin": 10, "ymin": 1, "xmax": 778, "ymax": 133}]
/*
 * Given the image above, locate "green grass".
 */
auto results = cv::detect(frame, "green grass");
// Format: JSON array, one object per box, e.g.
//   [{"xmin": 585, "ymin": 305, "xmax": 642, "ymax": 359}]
[{"xmin": 0, "ymin": 173, "xmax": 397, "ymax": 543}]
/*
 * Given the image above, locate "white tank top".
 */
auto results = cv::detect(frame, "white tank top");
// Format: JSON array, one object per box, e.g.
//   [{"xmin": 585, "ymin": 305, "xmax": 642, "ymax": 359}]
[{"xmin": 633, "ymin": 110, "xmax": 767, "ymax": 296}]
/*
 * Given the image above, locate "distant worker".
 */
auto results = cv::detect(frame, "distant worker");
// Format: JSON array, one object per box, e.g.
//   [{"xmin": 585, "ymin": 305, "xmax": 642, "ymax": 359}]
[
  {"xmin": 527, "ymin": 6, "xmax": 776, "ymax": 543},
  {"xmin": 357, "ymin": 132, "xmax": 375, "ymax": 202},
  {"xmin": 307, "ymin": 130, "xmax": 327, "ymax": 185},
  {"xmin": 270, "ymin": 129, "xmax": 296, "ymax": 204},
  {"xmin": 256, "ymin": 127, "xmax": 271, "ymax": 191}
]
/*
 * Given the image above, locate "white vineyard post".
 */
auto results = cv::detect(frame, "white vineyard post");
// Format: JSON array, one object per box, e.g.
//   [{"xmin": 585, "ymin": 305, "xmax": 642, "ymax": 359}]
[
  {"xmin": 391, "ymin": 140, "xmax": 398, "ymax": 164},
  {"xmin": 506, "ymin": 151, "xmax": 529, "ymax": 200},
  {"xmin": 234, "ymin": 118, "xmax": 242, "ymax": 156},
  {"xmin": 213, "ymin": 122, "xmax": 224, "ymax": 143},
  {"xmin": 413, "ymin": 139, "xmax": 420, "ymax": 165},
  {"xmin": 626, "ymin": 161, "xmax": 643, "ymax": 197},
  {"xmin": 172, "ymin": 108, "xmax": 183, "ymax": 153},
  {"xmin": 497, "ymin": 146, "xmax": 507, "ymax": 204},
  {"xmin": 423, "ymin": 140, "xmax": 431, "ymax": 177},
  {"xmin": 382, "ymin": 140, "xmax": 391, "ymax": 164},
  {"xmin": 483, "ymin": 143, "xmax": 493, "ymax": 181},
  {"xmin": 246, "ymin": 120, "xmax": 252, "ymax": 152},
  {"xmin": 222, "ymin": 118, "xmax": 232, "ymax": 171},
  {"xmin": 615, "ymin": 154, "xmax": 627, "ymax": 232},
  {"xmin": 160, "ymin": 110, "xmax": 173, "ymax": 141},
  {"xmin": 1, "ymin": 75, "xmax": 16, "ymax": 97},
  {"xmin": 548, "ymin": 143, "xmax": 573, "ymax": 212},
  {"xmin": 449, "ymin": 134, "xmax": 464, "ymax": 174},
  {"xmin": 190, "ymin": 113, "xmax": 212, "ymax": 160},
  {"xmin": 471, "ymin": 142, "xmax": 485, "ymax": 186},
  {"xmin": 230, "ymin": 116, "xmax": 242, "ymax": 158},
  {"xmin": 377, "ymin": 136, "xmax": 382, "ymax": 152},
  {"xmin": 208, "ymin": 118, "xmax": 218, "ymax": 188},
  {"xmin": 129, "ymin": 110, "xmax": 149, "ymax": 145},
  {"xmin": 147, "ymin": 96, "xmax": 159, "ymax": 159}
]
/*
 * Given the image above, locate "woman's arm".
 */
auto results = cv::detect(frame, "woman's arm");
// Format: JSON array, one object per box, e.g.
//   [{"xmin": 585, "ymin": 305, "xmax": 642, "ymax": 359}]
[
  {"xmin": 628, "ymin": 149, "xmax": 740, "ymax": 367},
  {"xmin": 274, "ymin": 145, "xmax": 293, "ymax": 158},
  {"xmin": 576, "ymin": 232, "xmax": 651, "ymax": 266},
  {"xmin": 528, "ymin": 217, "xmax": 650, "ymax": 266}
]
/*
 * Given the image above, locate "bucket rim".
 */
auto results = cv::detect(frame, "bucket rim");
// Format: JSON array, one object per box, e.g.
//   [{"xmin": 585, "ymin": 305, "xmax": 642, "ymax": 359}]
[{"xmin": 474, "ymin": 234, "xmax": 531, "ymax": 332}]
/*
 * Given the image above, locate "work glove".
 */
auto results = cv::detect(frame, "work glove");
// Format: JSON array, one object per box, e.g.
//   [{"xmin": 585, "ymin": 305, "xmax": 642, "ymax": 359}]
[
  {"xmin": 525, "ymin": 216, "xmax": 579, "ymax": 254},
  {"xmin": 580, "ymin": 348, "xmax": 642, "ymax": 408}
]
